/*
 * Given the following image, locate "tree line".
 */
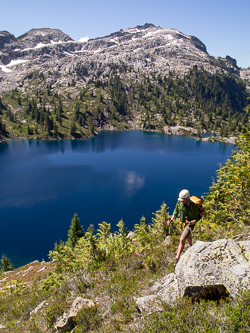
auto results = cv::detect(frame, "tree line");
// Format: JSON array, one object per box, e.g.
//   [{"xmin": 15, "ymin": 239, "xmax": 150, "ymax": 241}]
[{"xmin": 0, "ymin": 65, "xmax": 249, "ymax": 139}]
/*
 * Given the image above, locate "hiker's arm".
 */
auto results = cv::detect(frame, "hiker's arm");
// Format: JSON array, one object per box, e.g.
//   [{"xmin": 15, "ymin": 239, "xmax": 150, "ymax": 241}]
[{"xmin": 167, "ymin": 202, "xmax": 179, "ymax": 226}]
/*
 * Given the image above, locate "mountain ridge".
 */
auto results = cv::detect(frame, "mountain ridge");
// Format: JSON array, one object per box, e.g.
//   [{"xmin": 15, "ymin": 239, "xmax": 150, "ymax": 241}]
[
  {"xmin": 1, "ymin": 23, "xmax": 249, "ymax": 96},
  {"xmin": 0, "ymin": 23, "xmax": 249, "ymax": 142}
]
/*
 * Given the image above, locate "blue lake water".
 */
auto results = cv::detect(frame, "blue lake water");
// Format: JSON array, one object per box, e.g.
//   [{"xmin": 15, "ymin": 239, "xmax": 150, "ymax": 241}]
[{"xmin": 0, "ymin": 130, "xmax": 235, "ymax": 267}]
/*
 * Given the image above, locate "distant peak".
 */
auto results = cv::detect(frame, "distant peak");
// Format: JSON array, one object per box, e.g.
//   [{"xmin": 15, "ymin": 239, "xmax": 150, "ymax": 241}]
[
  {"xmin": 18, "ymin": 28, "xmax": 73, "ymax": 42},
  {"xmin": 0, "ymin": 31, "xmax": 17, "ymax": 50},
  {"xmin": 0, "ymin": 31, "xmax": 15, "ymax": 37},
  {"xmin": 20, "ymin": 28, "xmax": 65, "ymax": 35},
  {"xmin": 135, "ymin": 23, "xmax": 157, "ymax": 30},
  {"xmin": 121, "ymin": 23, "xmax": 159, "ymax": 35}
]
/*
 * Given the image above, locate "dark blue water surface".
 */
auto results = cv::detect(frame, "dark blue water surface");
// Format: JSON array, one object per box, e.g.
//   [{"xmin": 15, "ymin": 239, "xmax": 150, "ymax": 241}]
[{"xmin": 0, "ymin": 130, "xmax": 235, "ymax": 267}]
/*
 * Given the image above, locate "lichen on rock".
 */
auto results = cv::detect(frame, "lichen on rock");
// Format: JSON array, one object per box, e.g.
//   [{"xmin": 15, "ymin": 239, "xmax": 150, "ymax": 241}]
[{"xmin": 136, "ymin": 238, "xmax": 250, "ymax": 313}]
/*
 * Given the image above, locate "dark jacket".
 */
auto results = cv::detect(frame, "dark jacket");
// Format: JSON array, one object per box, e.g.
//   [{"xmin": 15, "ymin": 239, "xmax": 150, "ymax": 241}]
[{"xmin": 173, "ymin": 199, "xmax": 199, "ymax": 227}]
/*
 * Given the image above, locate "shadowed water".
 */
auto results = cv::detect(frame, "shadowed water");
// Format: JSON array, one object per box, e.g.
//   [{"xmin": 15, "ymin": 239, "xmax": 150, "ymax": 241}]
[{"xmin": 0, "ymin": 130, "xmax": 234, "ymax": 267}]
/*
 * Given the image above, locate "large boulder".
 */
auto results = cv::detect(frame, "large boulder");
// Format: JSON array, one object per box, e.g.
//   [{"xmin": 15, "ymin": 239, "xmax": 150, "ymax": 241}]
[
  {"xmin": 136, "ymin": 239, "xmax": 250, "ymax": 313},
  {"xmin": 176, "ymin": 239, "xmax": 250, "ymax": 300}
]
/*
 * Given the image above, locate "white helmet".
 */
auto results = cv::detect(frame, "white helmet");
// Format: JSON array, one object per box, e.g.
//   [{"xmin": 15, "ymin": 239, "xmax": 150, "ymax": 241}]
[{"xmin": 178, "ymin": 189, "xmax": 190, "ymax": 201}]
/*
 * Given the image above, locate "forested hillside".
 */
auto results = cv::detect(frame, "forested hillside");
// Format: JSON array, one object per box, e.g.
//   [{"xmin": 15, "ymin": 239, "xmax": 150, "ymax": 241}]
[{"xmin": 0, "ymin": 66, "xmax": 248, "ymax": 141}]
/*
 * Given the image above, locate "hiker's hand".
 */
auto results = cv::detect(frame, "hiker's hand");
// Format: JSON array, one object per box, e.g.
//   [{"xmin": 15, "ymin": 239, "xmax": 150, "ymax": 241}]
[
  {"xmin": 167, "ymin": 218, "xmax": 172, "ymax": 226},
  {"xmin": 186, "ymin": 219, "xmax": 195, "ymax": 225}
]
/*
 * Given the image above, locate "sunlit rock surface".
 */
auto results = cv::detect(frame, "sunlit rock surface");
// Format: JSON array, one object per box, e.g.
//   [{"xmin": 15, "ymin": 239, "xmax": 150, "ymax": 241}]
[{"xmin": 136, "ymin": 239, "xmax": 250, "ymax": 313}]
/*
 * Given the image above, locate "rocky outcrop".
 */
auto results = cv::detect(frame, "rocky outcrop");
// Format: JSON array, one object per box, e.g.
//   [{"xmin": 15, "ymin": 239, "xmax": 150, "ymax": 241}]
[
  {"xmin": 136, "ymin": 239, "xmax": 250, "ymax": 313},
  {"xmin": 55, "ymin": 297, "xmax": 95, "ymax": 332},
  {"xmin": 176, "ymin": 239, "xmax": 250, "ymax": 299},
  {"xmin": 201, "ymin": 136, "xmax": 238, "ymax": 144},
  {"xmin": 164, "ymin": 125, "xmax": 198, "ymax": 136},
  {"xmin": 240, "ymin": 67, "xmax": 250, "ymax": 92},
  {"xmin": 0, "ymin": 31, "xmax": 17, "ymax": 49}
]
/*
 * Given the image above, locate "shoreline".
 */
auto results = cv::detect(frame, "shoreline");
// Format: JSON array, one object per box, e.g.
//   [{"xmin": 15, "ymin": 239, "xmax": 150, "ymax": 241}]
[
  {"xmin": 0, "ymin": 125, "xmax": 238, "ymax": 145},
  {"xmin": 163, "ymin": 125, "xmax": 237, "ymax": 144}
]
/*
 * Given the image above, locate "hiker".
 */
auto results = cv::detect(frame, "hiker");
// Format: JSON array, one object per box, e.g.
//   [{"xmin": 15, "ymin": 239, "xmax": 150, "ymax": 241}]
[{"xmin": 167, "ymin": 189, "xmax": 199, "ymax": 266}]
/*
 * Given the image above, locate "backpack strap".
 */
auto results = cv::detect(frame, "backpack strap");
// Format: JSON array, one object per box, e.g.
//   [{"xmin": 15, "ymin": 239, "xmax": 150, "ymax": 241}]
[
  {"xmin": 178, "ymin": 201, "xmax": 188, "ymax": 230},
  {"xmin": 190, "ymin": 201, "xmax": 194, "ymax": 212},
  {"xmin": 179, "ymin": 221, "xmax": 185, "ymax": 230}
]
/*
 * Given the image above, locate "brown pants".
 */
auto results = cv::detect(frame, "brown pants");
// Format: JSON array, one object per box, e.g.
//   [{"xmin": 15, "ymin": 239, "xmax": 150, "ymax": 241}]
[{"xmin": 181, "ymin": 225, "xmax": 193, "ymax": 240}]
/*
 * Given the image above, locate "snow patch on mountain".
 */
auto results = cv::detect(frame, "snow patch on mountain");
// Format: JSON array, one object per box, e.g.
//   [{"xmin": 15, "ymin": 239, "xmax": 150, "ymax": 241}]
[
  {"xmin": 124, "ymin": 28, "xmax": 141, "ymax": 34},
  {"xmin": 63, "ymin": 51, "xmax": 76, "ymax": 57},
  {"xmin": 6, "ymin": 59, "xmax": 29, "ymax": 67},
  {"xmin": 143, "ymin": 29, "xmax": 163, "ymax": 38},
  {"xmin": 20, "ymin": 40, "xmax": 73, "ymax": 52},
  {"xmin": 0, "ymin": 65, "xmax": 12, "ymax": 73},
  {"xmin": 110, "ymin": 38, "xmax": 119, "ymax": 44},
  {"xmin": 108, "ymin": 45, "xmax": 118, "ymax": 49},
  {"xmin": 34, "ymin": 42, "xmax": 49, "ymax": 49},
  {"xmin": 0, "ymin": 59, "xmax": 29, "ymax": 73},
  {"xmin": 133, "ymin": 48, "xmax": 142, "ymax": 53},
  {"xmin": 93, "ymin": 48, "xmax": 103, "ymax": 54},
  {"xmin": 75, "ymin": 49, "xmax": 91, "ymax": 53},
  {"xmin": 164, "ymin": 34, "xmax": 174, "ymax": 40}
]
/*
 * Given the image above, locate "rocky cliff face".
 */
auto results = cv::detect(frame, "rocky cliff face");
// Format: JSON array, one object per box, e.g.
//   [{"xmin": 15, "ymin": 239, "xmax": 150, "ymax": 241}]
[
  {"xmin": 0, "ymin": 23, "xmax": 248, "ymax": 96},
  {"xmin": 0, "ymin": 31, "xmax": 17, "ymax": 49}
]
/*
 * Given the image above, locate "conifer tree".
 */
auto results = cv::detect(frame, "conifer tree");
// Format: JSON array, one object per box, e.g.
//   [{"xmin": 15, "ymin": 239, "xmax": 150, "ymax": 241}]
[
  {"xmin": 151, "ymin": 202, "xmax": 169, "ymax": 239},
  {"xmin": 204, "ymin": 99, "xmax": 250, "ymax": 231},
  {"xmin": 0, "ymin": 254, "xmax": 14, "ymax": 272},
  {"xmin": 66, "ymin": 213, "xmax": 84, "ymax": 249},
  {"xmin": 0, "ymin": 98, "xmax": 5, "ymax": 112},
  {"xmin": 70, "ymin": 121, "xmax": 77, "ymax": 135}
]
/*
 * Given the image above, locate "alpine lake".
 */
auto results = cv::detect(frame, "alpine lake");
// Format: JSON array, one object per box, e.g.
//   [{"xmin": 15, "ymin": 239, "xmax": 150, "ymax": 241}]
[{"xmin": 0, "ymin": 130, "xmax": 235, "ymax": 267}]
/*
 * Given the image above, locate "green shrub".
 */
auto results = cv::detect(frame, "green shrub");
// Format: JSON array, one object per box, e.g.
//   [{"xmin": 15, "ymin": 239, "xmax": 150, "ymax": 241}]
[
  {"xmin": 141, "ymin": 297, "xmax": 224, "ymax": 332},
  {"xmin": 225, "ymin": 290, "xmax": 250, "ymax": 332},
  {"xmin": 45, "ymin": 301, "xmax": 65, "ymax": 328},
  {"xmin": 73, "ymin": 305, "xmax": 102, "ymax": 332}
]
